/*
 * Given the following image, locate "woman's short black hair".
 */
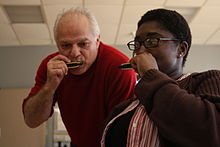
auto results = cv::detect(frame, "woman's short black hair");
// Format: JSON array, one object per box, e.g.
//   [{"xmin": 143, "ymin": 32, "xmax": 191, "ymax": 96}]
[{"xmin": 138, "ymin": 8, "xmax": 192, "ymax": 66}]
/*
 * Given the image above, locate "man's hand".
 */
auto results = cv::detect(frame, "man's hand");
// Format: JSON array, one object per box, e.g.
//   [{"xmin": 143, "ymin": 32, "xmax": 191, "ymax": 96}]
[{"xmin": 46, "ymin": 54, "xmax": 70, "ymax": 90}]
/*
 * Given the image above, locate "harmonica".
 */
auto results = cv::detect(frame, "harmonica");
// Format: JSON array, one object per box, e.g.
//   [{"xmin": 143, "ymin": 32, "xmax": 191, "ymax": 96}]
[
  {"xmin": 118, "ymin": 63, "xmax": 132, "ymax": 70},
  {"xmin": 66, "ymin": 61, "xmax": 83, "ymax": 69}
]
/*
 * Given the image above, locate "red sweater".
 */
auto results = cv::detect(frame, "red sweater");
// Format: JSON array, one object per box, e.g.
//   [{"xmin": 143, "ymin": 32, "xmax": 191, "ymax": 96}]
[{"xmin": 24, "ymin": 42, "xmax": 137, "ymax": 147}]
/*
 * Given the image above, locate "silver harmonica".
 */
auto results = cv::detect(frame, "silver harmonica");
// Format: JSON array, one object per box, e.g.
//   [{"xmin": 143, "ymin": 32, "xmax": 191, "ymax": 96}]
[{"xmin": 66, "ymin": 61, "xmax": 83, "ymax": 69}]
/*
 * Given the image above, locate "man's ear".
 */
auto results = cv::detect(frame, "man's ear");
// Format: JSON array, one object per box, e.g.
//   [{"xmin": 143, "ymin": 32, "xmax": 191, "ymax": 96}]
[
  {"xmin": 96, "ymin": 35, "xmax": 100, "ymax": 46},
  {"xmin": 177, "ymin": 41, "xmax": 188, "ymax": 58}
]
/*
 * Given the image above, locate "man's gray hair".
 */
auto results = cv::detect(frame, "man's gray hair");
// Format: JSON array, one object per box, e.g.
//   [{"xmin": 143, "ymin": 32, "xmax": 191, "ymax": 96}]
[{"xmin": 53, "ymin": 7, "xmax": 100, "ymax": 41}]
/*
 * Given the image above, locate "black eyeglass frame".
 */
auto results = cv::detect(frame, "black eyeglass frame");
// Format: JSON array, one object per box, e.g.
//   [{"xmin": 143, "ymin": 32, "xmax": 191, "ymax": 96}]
[{"xmin": 127, "ymin": 38, "xmax": 180, "ymax": 51}]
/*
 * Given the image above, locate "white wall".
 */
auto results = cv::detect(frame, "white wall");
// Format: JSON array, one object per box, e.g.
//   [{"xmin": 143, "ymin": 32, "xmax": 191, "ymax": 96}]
[
  {"xmin": 184, "ymin": 45, "xmax": 220, "ymax": 73},
  {"xmin": 0, "ymin": 88, "xmax": 46, "ymax": 147}
]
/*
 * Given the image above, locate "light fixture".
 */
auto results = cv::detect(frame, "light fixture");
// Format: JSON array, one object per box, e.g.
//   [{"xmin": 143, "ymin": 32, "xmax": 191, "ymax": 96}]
[{"xmin": 4, "ymin": 5, "xmax": 44, "ymax": 23}]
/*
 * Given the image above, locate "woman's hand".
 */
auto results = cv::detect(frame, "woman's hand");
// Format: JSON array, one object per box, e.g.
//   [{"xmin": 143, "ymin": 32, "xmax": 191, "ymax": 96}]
[{"xmin": 130, "ymin": 52, "xmax": 158, "ymax": 77}]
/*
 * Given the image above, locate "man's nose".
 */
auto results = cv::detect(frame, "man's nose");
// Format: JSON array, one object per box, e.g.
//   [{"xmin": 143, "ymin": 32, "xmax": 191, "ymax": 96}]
[{"xmin": 70, "ymin": 45, "xmax": 81, "ymax": 57}]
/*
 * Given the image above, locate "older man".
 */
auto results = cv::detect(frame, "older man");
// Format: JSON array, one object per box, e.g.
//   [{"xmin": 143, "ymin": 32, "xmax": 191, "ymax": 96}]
[{"xmin": 22, "ymin": 7, "xmax": 136, "ymax": 147}]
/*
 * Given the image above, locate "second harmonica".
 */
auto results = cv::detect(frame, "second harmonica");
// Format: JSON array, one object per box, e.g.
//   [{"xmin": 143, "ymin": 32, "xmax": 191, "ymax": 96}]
[
  {"xmin": 66, "ymin": 61, "xmax": 83, "ymax": 69},
  {"xmin": 118, "ymin": 63, "xmax": 132, "ymax": 70}
]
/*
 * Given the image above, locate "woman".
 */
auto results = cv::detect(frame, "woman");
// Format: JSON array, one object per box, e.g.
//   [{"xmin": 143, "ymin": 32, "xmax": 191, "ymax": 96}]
[{"xmin": 101, "ymin": 8, "xmax": 220, "ymax": 147}]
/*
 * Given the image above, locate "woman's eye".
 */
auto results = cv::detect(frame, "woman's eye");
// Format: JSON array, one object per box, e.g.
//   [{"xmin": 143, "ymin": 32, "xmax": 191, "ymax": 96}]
[
  {"xmin": 146, "ymin": 39, "xmax": 158, "ymax": 47},
  {"xmin": 134, "ymin": 42, "xmax": 140, "ymax": 50},
  {"xmin": 150, "ymin": 40, "xmax": 157, "ymax": 45}
]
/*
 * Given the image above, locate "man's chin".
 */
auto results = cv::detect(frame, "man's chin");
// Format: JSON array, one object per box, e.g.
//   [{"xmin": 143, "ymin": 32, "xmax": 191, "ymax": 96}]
[{"xmin": 69, "ymin": 68, "xmax": 86, "ymax": 75}]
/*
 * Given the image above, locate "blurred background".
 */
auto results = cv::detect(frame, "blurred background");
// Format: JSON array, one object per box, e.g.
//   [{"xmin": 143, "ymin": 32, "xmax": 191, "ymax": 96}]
[{"xmin": 0, "ymin": 0, "xmax": 219, "ymax": 147}]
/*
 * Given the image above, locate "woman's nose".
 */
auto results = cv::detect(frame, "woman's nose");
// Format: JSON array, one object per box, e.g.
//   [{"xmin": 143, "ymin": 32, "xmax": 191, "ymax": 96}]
[
  {"xmin": 139, "ymin": 43, "xmax": 147, "ymax": 52},
  {"xmin": 134, "ymin": 45, "xmax": 147, "ymax": 56}
]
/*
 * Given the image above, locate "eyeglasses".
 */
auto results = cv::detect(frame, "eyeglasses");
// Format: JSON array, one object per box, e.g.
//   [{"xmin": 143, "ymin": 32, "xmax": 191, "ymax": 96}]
[{"xmin": 127, "ymin": 38, "xmax": 180, "ymax": 51}]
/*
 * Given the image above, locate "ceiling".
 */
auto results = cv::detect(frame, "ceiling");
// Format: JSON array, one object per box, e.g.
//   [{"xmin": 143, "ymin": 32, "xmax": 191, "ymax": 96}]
[{"xmin": 0, "ymin": 0, "xmax": 220, "ymax": 47}]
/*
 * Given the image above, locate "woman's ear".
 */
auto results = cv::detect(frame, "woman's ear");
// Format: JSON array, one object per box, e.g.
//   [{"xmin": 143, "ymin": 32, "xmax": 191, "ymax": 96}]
[{"xmin": 177, "ymin": 41, "xmax": 188, "ymax": 58}]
